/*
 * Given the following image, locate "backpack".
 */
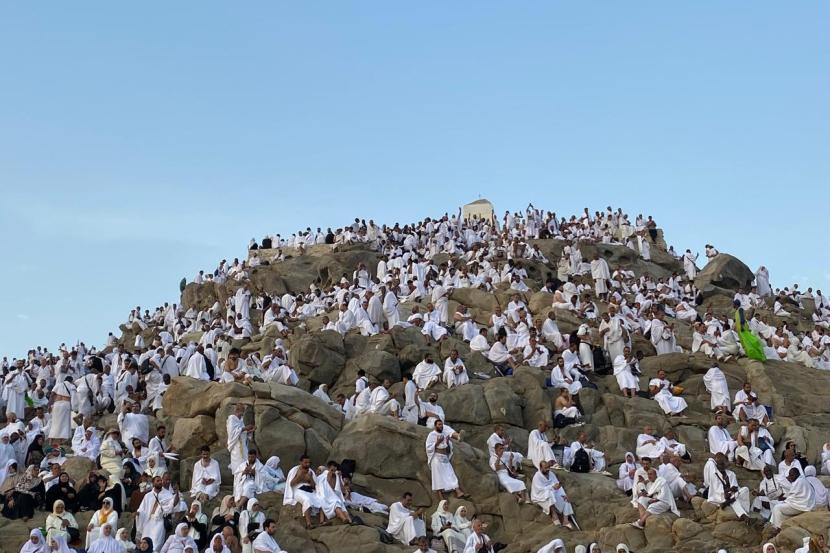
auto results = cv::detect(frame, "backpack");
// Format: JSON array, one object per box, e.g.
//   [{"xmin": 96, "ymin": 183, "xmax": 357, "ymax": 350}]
[{"xmin": 571, "ymin": 448, "xmax": 591, "ymax": 473}]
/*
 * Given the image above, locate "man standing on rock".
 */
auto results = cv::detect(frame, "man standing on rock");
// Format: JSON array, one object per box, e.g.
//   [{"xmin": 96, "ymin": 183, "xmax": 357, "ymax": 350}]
[
  {"xmin": 227, "ymin": 403, "xmax": 255, "ymax": 472},
  {"xmin": 425, "ymin": 420, "xmax": 467, "ymax": 500},
  {"xmin": 136, "ymin": 475, "xmax": 178, "ymax": 548}
]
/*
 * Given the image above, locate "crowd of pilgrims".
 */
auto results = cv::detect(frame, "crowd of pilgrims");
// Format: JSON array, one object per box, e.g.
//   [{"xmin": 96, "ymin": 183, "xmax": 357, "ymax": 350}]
[{"xmin": 4, "ymin": 204, "xmax": 830, "ymax": 553}]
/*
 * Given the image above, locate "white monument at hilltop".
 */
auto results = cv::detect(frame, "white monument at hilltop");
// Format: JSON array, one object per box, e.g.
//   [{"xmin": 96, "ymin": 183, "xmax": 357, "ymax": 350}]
[{"xmin": 462, "ymin": 198, "xmax": 495, "ymax": 223}]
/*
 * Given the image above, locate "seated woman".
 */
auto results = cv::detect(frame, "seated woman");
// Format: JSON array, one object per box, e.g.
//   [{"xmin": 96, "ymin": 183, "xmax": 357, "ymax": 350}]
[
  {"xmin": 259, "ymin": 457, "xmax": 285, "ymax": 493},
  {"xmin": 87, "ymin": 523, "xmax": 121, "ymax": 553},
  {"xmin": 85, "ymin": 497, "xmax": 118, "ymax": 550},
  {"xmin": 25, "ymin": 435, "xmax": 46, "ymax": 468},
  {"xmin": 20, "ymin": 529, "xmax": 49, "ymax": 553},
  {"xmin": 2, "ymin": 464, "xmax": 44, "ymax": 520},
  {"xmin": 46, "ymin": 499, "xmax": 81, "ymax": 544},
  {"xmin": 76, "ymin": 472, "xmax": 105, "ymax": 512},
  {"xmin": 211, "ymin": 496, "xmax": 240, "ymax": 535},
  {"xmin": 49, "ymin": 534, "xmax": 77, "ymax": 553},
  {"xmin": 44, "ymin": 472, "xmax": 78, "ymax": 513},
  {"xmin": 159, "ymin": 523, "xmax": 198, "ymax": 553},
  {"xmin": 121, "ymin": 459, "xmax": 142, "ymax": 499},
  {"xmin": 183, "ymin": 500, "xmax": 209, "ymax": 550},
  {"xmin": 238, "ymin": 498, "xmax": 265, "ymax": 545},
  {"xmin": 116, "ymin": 528, "xmax": 135, "ymax": 553}
]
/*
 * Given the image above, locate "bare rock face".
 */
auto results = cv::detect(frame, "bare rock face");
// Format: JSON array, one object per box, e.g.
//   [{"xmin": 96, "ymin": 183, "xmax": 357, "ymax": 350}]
[
  {"xmin": 694, "ymin": 253, "xmax": 754, "ymax": 293},
  {"xmin": 288, "ymin": 332, "xmax": 346, "ymax": 386},
  {"xmin": 171, "ymin": 415, "xmax": 218, "ymax": 457}
]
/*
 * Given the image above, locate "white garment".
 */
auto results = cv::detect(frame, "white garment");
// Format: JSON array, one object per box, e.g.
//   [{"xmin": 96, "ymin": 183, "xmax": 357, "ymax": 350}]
[
  {"xmin": 426, "ymin": 430, "xmax": 460, "ymax": 492},
  {"xmin": 703, "ymin": 366, "xmax": 730, "ymax": 410},
  {"xmin": 386, "ymin": 501, "xmax": 426, "ymax": 545}
]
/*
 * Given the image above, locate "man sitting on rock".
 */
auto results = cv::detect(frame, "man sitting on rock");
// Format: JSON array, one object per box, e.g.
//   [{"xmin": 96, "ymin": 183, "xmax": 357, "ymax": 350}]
[
  {"xmin": 706, "ymin": 454, "xmax": 751, "ymax": 520},
  {"xmin": 707, "ymin": 413, "xmax": 738, "ymax": 461},
  {"xmin": 367, "ymin": 378, "xmax": 401, "ymax": 417},
  {"xmin": 657, "ymin": 454, "xmax": 696, "ymax": 503},
  {"xmin": 770, "ymin": 467, "xmax": 816, "ymax": 531},
  {"xmin": 527, "ymin": 420, "xmax": 561, "ymax": 469},
  {"xmin": 735, "ymin": 418, "xmax": 774, "ymax": 471},
  {"xmin": 531, "ymin": 460, "xmax": 575, "ymax": 528},
  {"xmin": 412, "ymin": 353, "xmax": 442, "ymax": 391},
  {"xmin": 751, "ymin": 465, "xmax": 785, "ymax": 520},
  {"xmin": 564, "ymin": 431, "xmax": 609, "ymax": 475},
  {"xmin": 486, "ymin": 424, "xmax": 524, "ymax": 473},
  {"xmin": 386, "ymin": 491, "xmax": 426, "ymax": 546},
  {"xmin": 283, "ymin": 454, "xmax": 324, "ymax": 529},
  {"xmin": 630, "ymin": 467, "xmax": 679, "ymax": 529},
  {"xmin": 463, "ymin": 518, "xmax": 494, "ymax": 553},
  {"xmin": 635, "ymin": 425, "xmax": 665, "ymax": 460},
  {"xmin": 443, "ymin": 349, "xmax": 469, "ymax": 388}
]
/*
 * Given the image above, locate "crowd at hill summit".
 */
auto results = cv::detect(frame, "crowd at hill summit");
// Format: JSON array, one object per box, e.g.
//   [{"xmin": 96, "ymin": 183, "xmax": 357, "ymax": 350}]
[{"xmin": 3, "ymin": 205, "xmax": 830, "ymax": 553}]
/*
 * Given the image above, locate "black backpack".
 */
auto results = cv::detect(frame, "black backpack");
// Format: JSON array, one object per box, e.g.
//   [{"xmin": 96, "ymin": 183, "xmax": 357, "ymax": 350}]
[{"xmin": 571, "ymin": 448, "xmax": 591, "ymax": 473}]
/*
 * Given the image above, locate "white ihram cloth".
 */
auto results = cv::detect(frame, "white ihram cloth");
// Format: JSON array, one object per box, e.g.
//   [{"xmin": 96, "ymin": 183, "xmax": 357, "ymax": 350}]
[
  {"xmin": 190, "ymin": 458, "xmax": 221, "ymax": 499},
  {"xmin": 771, "ymin": 477, "xmax": 815, "ymax": 528},
  {"xmin": 531, "ymin": 469, "xmax": 573, "ymax": 517},
  {"xmin": 386, "ymin": 501, "xmax": 426, "ymax": 545},
  {"xmin": 489, "ymin": 454, "xmax": 525, "ymax": 494},
  {"xmin": 251, "ymin": 531, "xmax": 287, "ymax": 553},
  {"xmin": 226, "ymin": 414, "xmax": 249, "ymax": 472},
  {"xmin": 649, "ymin": 378, "xmax": 687, "ymax": 415},
  {"xmin": 637, "ymin": 476, "xmax": 679, "ymax": 515},
  {"xmin": 426, "ymin": 430, "xmax": 460, "ymax": 492},
  {"xmin": 703, "ymin": 366, "xmax": 730, "ymax": 410},
  {"xmin": 282, "ymin": 465, "xmax": 323, "ymax": 514},
  {"xmin": 635, "ymin": 434, "xmax": 665, "ymax": 460},
  {"xmin": 527, "ymin": 429, "xmax": 557, "ymax": 469},
  {"xmin": 612, "ymin": 355, "xmax": 640, "ymax": 391},
  {"xmin": 707, "ymin": 469, "xmax": 751, "ymax": 518}
]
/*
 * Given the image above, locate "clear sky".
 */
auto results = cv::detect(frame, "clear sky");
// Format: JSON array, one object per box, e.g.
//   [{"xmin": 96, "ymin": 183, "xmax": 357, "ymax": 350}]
[{"xmin": 1, "ymin": 2, "xmax": 828, "ymax": 357}]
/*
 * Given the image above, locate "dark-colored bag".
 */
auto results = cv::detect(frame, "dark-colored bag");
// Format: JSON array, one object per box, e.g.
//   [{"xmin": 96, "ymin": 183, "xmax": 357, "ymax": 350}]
[
  {"xmin": 553, "ymin": 413, "xmax": 576, "ymax": 429},
  {"xmin": 579, "ymin": 376, "xmax": 598, "ymax": 390},
  {"xmin": 378, "ymin": 528, "xmax": 395, "ymax": 544},
  {"xmin": 592, "ymin": 346, "xmax": 609, "ymax": 373},
  {"xmin": 163, "ymin": 514, "xmax": 175, "ymax": 533},
  {"xmin": 571, "ymin": 448, "xmax": 591, "ymax": 473},
  {"xmin": 340, "ymin": 459, "xmax": 357, "ymax": 480}
]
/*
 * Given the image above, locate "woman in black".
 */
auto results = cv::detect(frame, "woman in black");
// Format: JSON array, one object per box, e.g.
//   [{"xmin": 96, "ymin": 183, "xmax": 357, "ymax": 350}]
[{"xmin": 44, "ymin": 471, "xmax": 79, "ymax": 512}]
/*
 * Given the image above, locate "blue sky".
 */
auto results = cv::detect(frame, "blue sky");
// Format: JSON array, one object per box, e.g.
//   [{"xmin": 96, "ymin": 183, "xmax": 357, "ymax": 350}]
[{"xmin": 1, "ymin": 2, "xmax": 828, "ymax": 357}]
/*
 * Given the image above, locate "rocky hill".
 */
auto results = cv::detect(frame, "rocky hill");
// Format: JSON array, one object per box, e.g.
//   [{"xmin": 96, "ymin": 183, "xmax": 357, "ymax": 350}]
[{"xmin": 4, "ymin": 230, "xmax": 829, "ymax": 553}]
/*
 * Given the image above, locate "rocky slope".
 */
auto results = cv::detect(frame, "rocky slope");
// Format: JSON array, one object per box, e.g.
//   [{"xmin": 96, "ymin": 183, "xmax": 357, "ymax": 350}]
[{"xmin": 6, "ymin": 239, "xmax": 829, "ymax": 553}]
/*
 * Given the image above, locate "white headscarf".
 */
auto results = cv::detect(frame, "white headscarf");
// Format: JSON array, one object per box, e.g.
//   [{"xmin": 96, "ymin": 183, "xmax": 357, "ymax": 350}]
[
  {"xmin": 88, "ymin": 523, "xmax": 123, "ymax": 553},
  {"xmin": 116, "ymin": 527, "xmax": 135, "ymax": 552},
  {"xmin": 453, "ymin": 506, "xmax": 472, "ymax": 532},
  {"xmin": 615, "ymin": 545, "xmax": 630, "ymax": 553},
  {"xmin": 21, "ymin": 529, "xmax": 48, "ymax": 553},
  {"xmin": 574, "ymin": 547, "xmax": 587, "ymax": 553},
  {"xmin": 49, "ymin": 534, "xmax": 74, "ymax": 553},
  {"xmin": 204, "ymin": 534, "xmax": 230, "ymax": 553},
  {"xmin": 762, "ymin": 544, "xmax": 778, "ymax": 553},
  {"xmin": 589, "ymin": 544, "xmax": 601, "ymax": 553}
]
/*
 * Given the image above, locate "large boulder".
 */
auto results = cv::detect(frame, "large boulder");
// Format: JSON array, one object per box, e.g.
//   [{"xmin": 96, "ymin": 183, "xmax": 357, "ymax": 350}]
[
  {"xmin": 62, "ymin": 455, "xmax": 97, "ymax": 484},
  {"xmin": 694, "ymin": 253, "xmax": 754, "ymax": 293},
  {"xmin": 163, "ymin": 378, "xmax": 253, "ymax": 418},
  {"xmin": 171, "ymin": 415, "xmax": 218, "ymax": 457},
  {"xmin": 288, "ymin": 331, "xmax": 346, "ymax": 386}
]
